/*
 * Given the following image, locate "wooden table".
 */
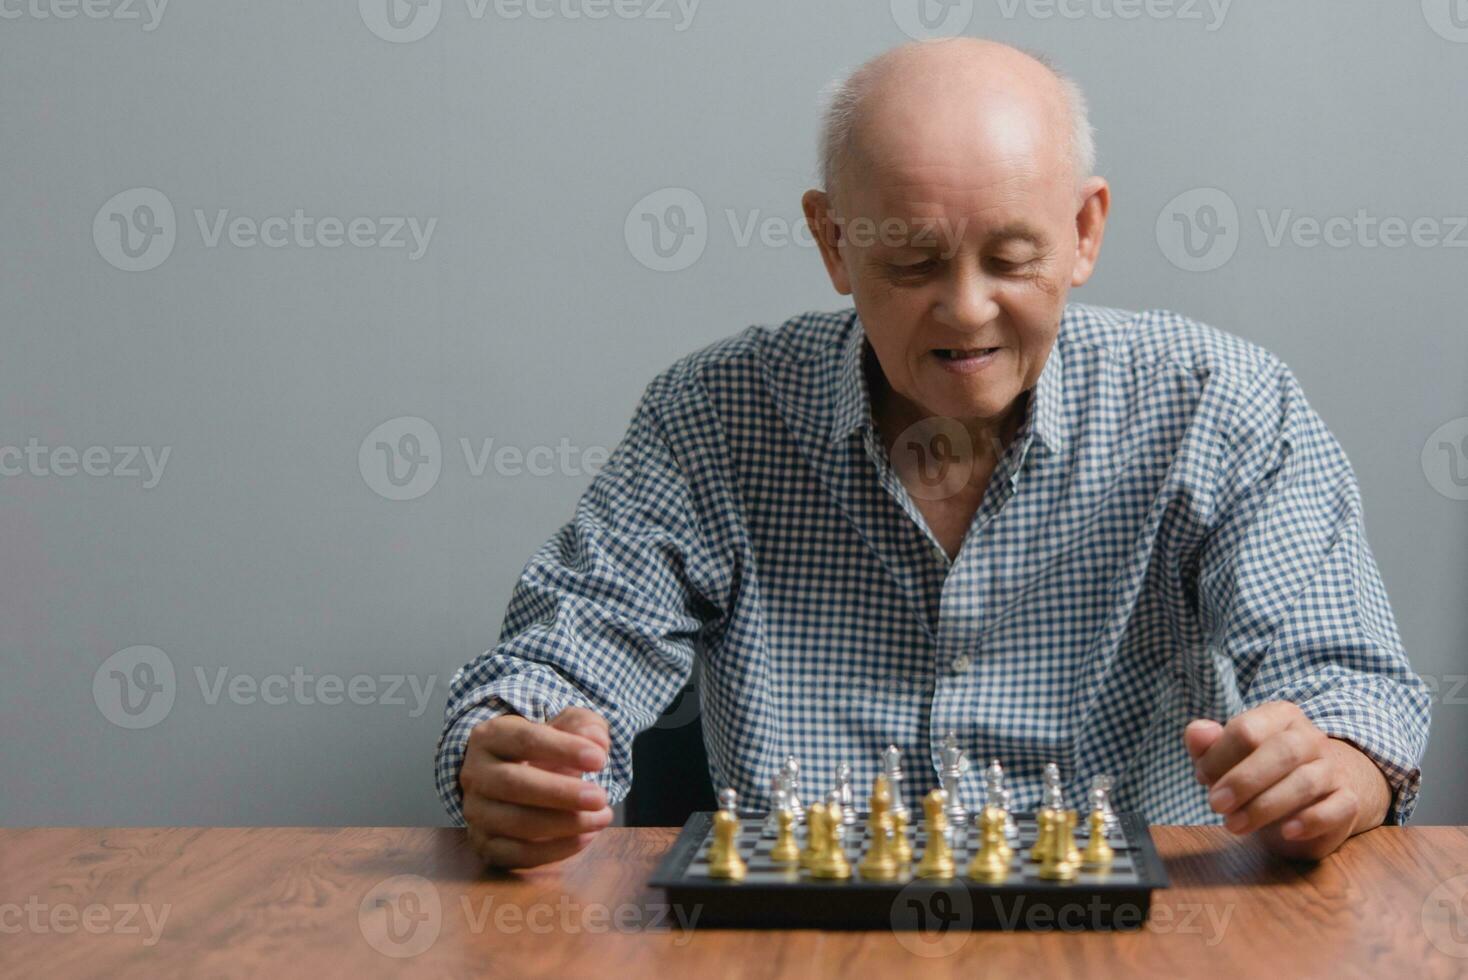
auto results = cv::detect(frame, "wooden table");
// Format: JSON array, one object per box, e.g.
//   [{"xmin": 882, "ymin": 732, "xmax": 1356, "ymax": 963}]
[{"xmin": 4, "ymin": 826, "xmax": 1468, "ymax": 978}]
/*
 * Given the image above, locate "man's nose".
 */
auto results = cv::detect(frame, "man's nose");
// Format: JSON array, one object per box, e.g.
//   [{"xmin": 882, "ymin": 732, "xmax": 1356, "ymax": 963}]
[{"xmin": 934, "ymin": 265, "xmax": 1001, "ymax": 331}]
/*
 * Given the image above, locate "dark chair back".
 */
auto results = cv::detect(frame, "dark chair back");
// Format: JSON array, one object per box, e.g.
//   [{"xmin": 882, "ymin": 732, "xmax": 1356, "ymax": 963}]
[{"xmin": 623, "ymin": 684, "xmax": 715, "ymax": 827}]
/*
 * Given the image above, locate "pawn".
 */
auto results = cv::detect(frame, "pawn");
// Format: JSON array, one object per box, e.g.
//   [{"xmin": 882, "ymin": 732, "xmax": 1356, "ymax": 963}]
[
  {"xmin": 810, "ymin": 800, "xmax": 851, "ymax": 879},
  {"xmin": 891, "ymin": 807, "xmax": 914, "ymax": 866},
  {"xmin": 916, "ymin": 789, "xmax": 955, "ymax": 879},
  {"xmin": 707, "ymin": 789, "xmax": 747, "ymax": 880},
  {"xmin": 1036, "ymin": 809, "xmax": 1077, "ymax": 882},
  {"xmin": 966, "ymin": 806, "xmax": 1009, "ymax": 883},
  {"xmin": 1030, "ymin": 806, "xmax": 1054, "ymax": 863},
  {"xmin": 1082, "ymin": 807, "xmax": 1114, "ymax": 869},
  {"xmin": 800, "ymin": 802, "xmax": 827, "ymax": 870},
  {"xmin": 1062, "ymin": 810, "xmax": 1082, "ymax": 867},
  {"xmin": 771, "ymin": 804, "xmax": 800, "ymax": 865},
  {"xmin": 858, "ymin": 775, "xmax": 899, "ymax": 881}
]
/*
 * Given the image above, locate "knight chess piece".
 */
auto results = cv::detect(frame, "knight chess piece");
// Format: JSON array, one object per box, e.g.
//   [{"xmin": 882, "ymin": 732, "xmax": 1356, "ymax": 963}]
[
  {"xmin": 916, "ymin": 789, "xmax": 956, "ymax": 879},
  {"xmin": 966, "ymin": 805, "xmax": 1009, "ymax": 883},
  {"xmin": 707, "ymin": 788, "xmax": 747, "ymax": 880},
  {"xmin": 858, "ymin": 774, "xmax": 900, "ymax": 882}
]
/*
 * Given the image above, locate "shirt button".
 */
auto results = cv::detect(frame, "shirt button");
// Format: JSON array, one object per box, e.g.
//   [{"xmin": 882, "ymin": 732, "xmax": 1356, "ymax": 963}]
[{"xmin": 951, "ymin": 655, "xmax": 971, "ymax": 674}]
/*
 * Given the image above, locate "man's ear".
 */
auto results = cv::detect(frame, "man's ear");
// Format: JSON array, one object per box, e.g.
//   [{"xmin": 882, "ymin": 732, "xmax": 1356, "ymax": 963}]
[
  {"xmin": 1070, "ymin": 176, "xmax": 1110, "ymax": 288},
  {"xmin": 802, "ymin": 189, "xmax": 853, "ymax": 296}
]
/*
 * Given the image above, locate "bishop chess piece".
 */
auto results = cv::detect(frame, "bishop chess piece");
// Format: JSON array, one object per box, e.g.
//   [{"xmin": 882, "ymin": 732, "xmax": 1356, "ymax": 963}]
[
  {"xmin": 809, "ymin": 799, "xmax": 851, "ymax": 879},
  {"xmin": 707, "ymin": 788, "xmax": 747, "ymax": 880},
  {"xmin": 882, "ymin": 744, "xmax": 910, "ymax": 821},
  {"xmin": 966, "ymin": 805, "xmax": 1010, "ymax": 883},
  {"xmin": 770, "ymin": 788, "xmax": 800, "ymax": 865},
  {"xmin": 858, "ymin": 774, "xmax": 900, "ymax": 881},
  {"xmin": 916, "ymin": 789, "xmax": 955, "ymax": 879},
  {"xmin": 939, "ymin": 732, "xmax": 969, "ymax": 844}
]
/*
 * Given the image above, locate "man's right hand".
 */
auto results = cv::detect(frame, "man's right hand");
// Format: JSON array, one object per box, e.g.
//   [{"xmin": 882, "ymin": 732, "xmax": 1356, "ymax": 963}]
[{"xmin": 459, "ymin": 706, "xmax": 614, "ymax": 869}]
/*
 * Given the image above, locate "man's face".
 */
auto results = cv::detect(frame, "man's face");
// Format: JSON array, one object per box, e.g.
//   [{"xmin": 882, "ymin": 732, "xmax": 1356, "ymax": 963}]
[{"xmin": 807, "ymin": 90, "xmax": 1107, "ymax": 434}]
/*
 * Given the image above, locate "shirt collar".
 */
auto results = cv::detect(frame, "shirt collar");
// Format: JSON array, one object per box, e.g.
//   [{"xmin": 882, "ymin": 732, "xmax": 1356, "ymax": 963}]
[{"xmin": 827, "ymin": 309, "xmax": 1067, "ymax": 456}]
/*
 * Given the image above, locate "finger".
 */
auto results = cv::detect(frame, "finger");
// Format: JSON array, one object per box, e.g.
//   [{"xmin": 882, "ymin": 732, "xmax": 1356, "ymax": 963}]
[
  {"xmin": 473, "ymin": 831, "xmax": 600, "ymax": 870},
  {"xmin": 468, "ymin": 758, "xmax": 608, "ymax": 811},
  {"xmin": 477, "ymin": 715, "xmax": 607, "ymax": 772},
  {"xmin": 464, "ymin": 795, "xmax": 614, "ymax": 841},
  {"xmin": 1208, "ymin": 723, "xmax": 1327, "ymax": 817},
  {"xmin": 1278, "ymin": 788, "xmax": 1361, "ymax": 843},
  {"xmin": 1184, "ymin": 719, "xmax": 1224, "ymax": 777},
  {"xmin": 550, "ymin": 707, "xmax": 611, "ymax": 753},
  {"xmin": 1220, "ymin": 759, "xmax": 1333, "ymax": 835},
  {"xmin": 1195, "ymin": 702, "xmax": 1303, "ymax": 785}
]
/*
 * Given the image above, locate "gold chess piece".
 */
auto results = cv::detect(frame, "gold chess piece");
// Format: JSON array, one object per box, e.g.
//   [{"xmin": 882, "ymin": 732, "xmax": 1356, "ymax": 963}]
[
  {"xmin": 966, "ymin": 806, "xmax": 1009, "ymax": 883},
  {"xmin": 707, "ymin": 794, "xmax": 747, "ymax": 880},
  {"xmin": 858, "ymin": 775, "xmax": 900, "ymax": 881},
  {"xmin": 892, "ymin": 808, "xmax": 914, "ymax": 866},
  {"xmin": 1082, "ymin": 808, "xmax": 1114, "ymax": 869},
  {"xmin": 1030, "ymin": 806, "xmax": 1053, "ymax": 863},
  {"xmin": 1062, "ymin": 809, "xmax": 1082, "ymax": 867},
  {"xmin": 800, "ymin": 802, "xmax": 827, "ymax": 870},
  {"xmin": 1036, "ymin": 809, "xmax": 1077, "ymax": 882},
  {"xmin": 916, "ymin": 789, "xmax": 955, "ymax": 879},
  {"xmin": 771, "ymin": 805, "xmax": 800, "ymax": 865},
  {"xmin": 810, "ymin": 801, "xmax": 851, "ymax": 879}
]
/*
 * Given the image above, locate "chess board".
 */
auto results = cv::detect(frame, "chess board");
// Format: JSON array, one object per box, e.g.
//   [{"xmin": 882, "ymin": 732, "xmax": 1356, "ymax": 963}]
[{"xmin": 649, "ymin": 810, "xmax": 1169, "ymax": 930}]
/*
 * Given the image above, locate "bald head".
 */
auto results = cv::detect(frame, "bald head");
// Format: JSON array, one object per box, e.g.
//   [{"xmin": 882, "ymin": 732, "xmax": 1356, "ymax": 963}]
[{"xmin": 818, "ymin": 39, "xmax": 1095, "ymax": 207}]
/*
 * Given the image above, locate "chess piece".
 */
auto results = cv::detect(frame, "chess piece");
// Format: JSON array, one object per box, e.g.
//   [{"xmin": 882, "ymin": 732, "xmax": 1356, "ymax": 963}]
[
  {"xmin": 1083, "ymin": 787, "xmax": 1115, "ymax": 869},
  {"xmin": 826, "ymin": 788, "xmax": 847, "ymax": 842},
  {"xmin": 891, "ymin": 807, "xmax": 914, "ymax": 866},
  {"xmin": 966, "ymin": 806, "xmax": 1009, "ymax": 883},
  {"xmin": 916, "ymin": 789, "xmax": 955, "ymax": 879},
  {"xmin": 810, "ymin": 800, "xmax": 851, "ymax": 879},
  {"xmin": 708, "ymin": 788, "xmax": 747, "ymax": 880},
  {"xmin": 1036, "ymin": 809, "xmax": 1077, "ymax": 882},
  {"xmin": 1091, "ymin": 774, "xmax": 1118, "ymax": 834},
  {"xmin": 882, "ymin": 744, "xmax": 909, "ymax": 820},
  {"xmin": 983, "ymin": 759, "xmax": 1019, "ymax": 847},
  {"xmin": 800, "ymin": 802, "xmax": 827, "ymax": 870},
  {"xmin": 836, "ymin": 763, "xmax": 858, "ymax": 826},
  {"xmin": 782, "ymin": 756, "xmax": 804, "ymax": 818},
  {"xmin": 1030, "ymin": 805, "xmax": 1054, "ymax": 863},
  {"xmin": 858, "ymin": 775, "xmax": 900, "ymax": 881},
  {"xmin": 1062, "ymin": 810, "xmax": 1082, "ymax": 867},
  {"xmin": 939, "ymin": 733, "xmax": 968, "ymax": 835},
  {"xmin": 770, "ymin": 790, "xmax": 800, "ymax": 865}
]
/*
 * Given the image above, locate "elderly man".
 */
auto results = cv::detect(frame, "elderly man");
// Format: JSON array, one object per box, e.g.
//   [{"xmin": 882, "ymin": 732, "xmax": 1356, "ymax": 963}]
[{"xmin": 436, "ymin": 38, "xmax": 1429, "ymax": 869}]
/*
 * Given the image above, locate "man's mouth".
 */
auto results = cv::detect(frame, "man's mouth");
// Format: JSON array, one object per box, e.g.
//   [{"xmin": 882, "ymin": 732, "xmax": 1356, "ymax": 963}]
[{"xmin": 933, "ymin": 347, "xmax": 999, "ymax": 361}]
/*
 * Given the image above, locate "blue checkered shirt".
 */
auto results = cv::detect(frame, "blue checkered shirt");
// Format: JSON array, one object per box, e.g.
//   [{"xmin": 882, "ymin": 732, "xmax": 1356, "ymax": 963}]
[{"xmin": 436, "ymin": 304, "xmax": 1430, "ymax": 826}]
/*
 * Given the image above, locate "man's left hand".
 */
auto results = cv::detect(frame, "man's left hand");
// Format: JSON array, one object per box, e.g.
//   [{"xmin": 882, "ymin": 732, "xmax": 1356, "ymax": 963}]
[{"xmin": 1185, "ymin": 701, "xmax": 1391, "ymax": 860}]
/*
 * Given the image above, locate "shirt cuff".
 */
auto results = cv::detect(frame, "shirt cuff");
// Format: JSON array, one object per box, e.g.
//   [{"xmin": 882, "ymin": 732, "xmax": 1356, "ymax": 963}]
[{"xmin": 1302, "ymin": 698, "xmax": 1423, "ymax": 825}]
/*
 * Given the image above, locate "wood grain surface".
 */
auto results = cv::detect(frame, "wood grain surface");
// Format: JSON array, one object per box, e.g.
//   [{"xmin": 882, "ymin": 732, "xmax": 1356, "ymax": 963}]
[{"xmin": 3, "ymin": 826, "xmax": 1467, "ymax": 978}]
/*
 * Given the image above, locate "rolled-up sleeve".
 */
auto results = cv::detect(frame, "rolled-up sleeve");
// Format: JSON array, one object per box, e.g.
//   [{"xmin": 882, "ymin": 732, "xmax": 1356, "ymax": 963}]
[
  {"xmin": 1195, "ymin": 356, "xmax": 1431, "ymax": 824},
  {"xmin": 434, "ymin": 372, "xmax": 726, "ymax": 825}
]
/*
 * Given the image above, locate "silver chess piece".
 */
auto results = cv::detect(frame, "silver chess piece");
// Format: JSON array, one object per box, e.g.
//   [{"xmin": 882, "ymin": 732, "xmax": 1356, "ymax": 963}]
[
  {"xmin": 1042, "ymin": 761, "xmax": 1064, "ymax": 811},
  {"xmin": 781, "ymin": 756, "xmax": 803, "ymax": 820},
  {"xmin": 771, "ymin": 770, "xmax": 800, "ymax": 825},
  {"xmin": 1090, "ymin": 774, "xmax": 1118, "ymax": 834},
  {"xmin": 939, "ymin": 732, "xmax": 968, "ymax": 843},
  {"xmin": 718, "ymin": 786, "xmax": 739, "ymax": 814},
  {"xmin": 835, "ymin": 762, "xmax": 858, "ymax": 826},
  {"xmin": 984, "ymin": 758, "xmax": 1019, "ymax": 844},
  {"xmin": 826, "ymin": 788, "xmax": 848, "ymax": 842},
  {"xmin": 882, "ymin": 744, "xmax": 909, "ymax": 820}
]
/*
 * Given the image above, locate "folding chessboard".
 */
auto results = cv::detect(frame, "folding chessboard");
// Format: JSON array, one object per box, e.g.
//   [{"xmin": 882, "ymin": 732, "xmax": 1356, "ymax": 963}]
[{"xmin": 649, "ymin": 810, "xmax": 1169, "ymax": 930}]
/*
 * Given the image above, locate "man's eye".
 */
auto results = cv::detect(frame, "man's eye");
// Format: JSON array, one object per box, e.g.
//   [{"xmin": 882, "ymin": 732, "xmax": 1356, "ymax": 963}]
[
  {"xmin": 889, "ymin": 259, "xmax": 938, "ymax": 277},
  {"xmin": 990, "ymin": 256, "xmax": 1036, "ymax": 274}
]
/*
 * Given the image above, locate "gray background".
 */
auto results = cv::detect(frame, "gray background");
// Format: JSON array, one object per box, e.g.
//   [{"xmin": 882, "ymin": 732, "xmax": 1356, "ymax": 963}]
[{"xmin": 1, "ymin": 0, "xmax": 1464, "ymax": 827}]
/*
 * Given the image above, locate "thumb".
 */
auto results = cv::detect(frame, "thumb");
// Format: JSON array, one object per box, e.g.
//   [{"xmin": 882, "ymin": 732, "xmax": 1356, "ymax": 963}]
[
  {"xmin": 1184, "ymin": 718, "xmax": 1223, "ymax": 761},
  {"xmin": 550, "ymin": 706, "xmax": 611, "ymax": 754}
]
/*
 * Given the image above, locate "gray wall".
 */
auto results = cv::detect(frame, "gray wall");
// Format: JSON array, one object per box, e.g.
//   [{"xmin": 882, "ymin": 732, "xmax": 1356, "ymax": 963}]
[{"xmin": 2, "ymin": 1, "xmax": 1464, "ymax": 826}]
